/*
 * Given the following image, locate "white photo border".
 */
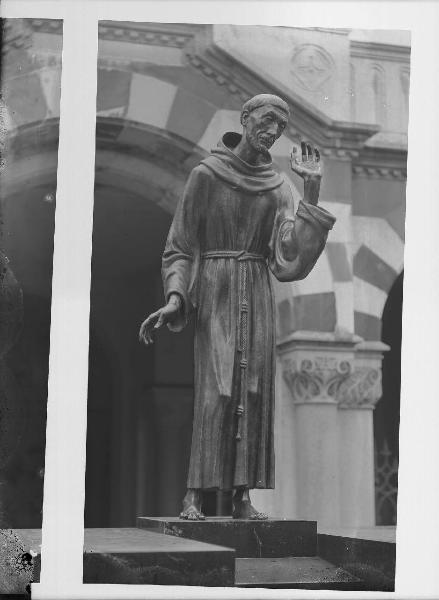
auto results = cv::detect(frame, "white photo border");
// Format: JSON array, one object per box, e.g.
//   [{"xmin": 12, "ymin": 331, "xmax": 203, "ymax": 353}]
[{"xmin": 0, "ymin": 1, "xmax": 438, "ymax": 598}]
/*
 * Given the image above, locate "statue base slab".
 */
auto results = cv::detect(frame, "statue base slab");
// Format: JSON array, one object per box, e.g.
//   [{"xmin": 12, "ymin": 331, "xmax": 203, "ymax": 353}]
[
  {"xmin": 137, "ymin": 516, "xmax": 317, "ymax": 558},
  {"xmin": 82, "ymin": 527, "xmax": 235, "ymax": 586}
]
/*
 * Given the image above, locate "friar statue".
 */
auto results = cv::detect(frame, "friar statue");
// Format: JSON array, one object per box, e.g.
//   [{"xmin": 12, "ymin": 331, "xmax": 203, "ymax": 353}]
[{"xmin": 139, "ymin": 94, "xmax": 336, "ymax": 521}]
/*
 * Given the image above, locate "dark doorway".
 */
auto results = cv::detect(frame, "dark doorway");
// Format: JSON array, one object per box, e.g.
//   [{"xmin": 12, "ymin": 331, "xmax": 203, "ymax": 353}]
[
  {"xmin": 374, "ymin": 271, "xmax": 403, "ymax": 525},
  {"xmin": 0, "ymin": 184, "xmax": 56, "ymax": 527},
  {"xmin": 85, "ymin": 183, "xmax": 195, "ymax": 527}
]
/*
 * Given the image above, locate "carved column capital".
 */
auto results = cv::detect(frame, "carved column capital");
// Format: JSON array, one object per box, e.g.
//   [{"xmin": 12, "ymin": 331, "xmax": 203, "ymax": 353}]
[
  {"xmin": 282, "ymin": 355, "xmax": 353, "ymax": 404},
  {"xmin": 278, "ymin": 332, "xmax": 389, "ymax": 408},
  {"xmin": 337, "ymin": 366, "xmax": 382, "ymax": 409},
  {"xmin": 279, "ymin": 331, "xmax": 358, "ymax": 404},
  {"xmin": 337, "ymin": 340, "xmax": 389, "ymax": 409}
]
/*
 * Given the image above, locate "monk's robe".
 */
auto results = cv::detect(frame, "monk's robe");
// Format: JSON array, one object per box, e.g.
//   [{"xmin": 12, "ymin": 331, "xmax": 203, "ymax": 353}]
[{"xmin": 162, "ymin": 132, "xmax": 336, "ymax": 491}]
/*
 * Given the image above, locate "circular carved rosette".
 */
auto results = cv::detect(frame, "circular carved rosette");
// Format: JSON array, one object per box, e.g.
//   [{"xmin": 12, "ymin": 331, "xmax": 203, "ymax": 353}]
[{"xmin": 290, "ymin": 44, "xmax": 335, "ymax": 92}]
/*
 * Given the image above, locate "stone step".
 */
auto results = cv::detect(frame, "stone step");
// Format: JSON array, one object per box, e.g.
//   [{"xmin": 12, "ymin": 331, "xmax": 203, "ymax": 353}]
[
  {"xmin": 6, "ymin": 526, "xmax": 394, "ymax": 591},
  {"xmin": 317, "ymin": 527, "xmax": 396, "ymax": 592},
  {"xmin": 235, "ymin": 556, "xmax": 363, "ymax": 589},
  {"xmin": 137, "ymin": 516, "xmax": 317, "ymax": 558},
  {"xmin": 7, "ymin": 528, "xmax": 235, "ymax": 588},
  {"xmin": 83, "ymin": 528, "xmax": 235, "ymax": 586}
]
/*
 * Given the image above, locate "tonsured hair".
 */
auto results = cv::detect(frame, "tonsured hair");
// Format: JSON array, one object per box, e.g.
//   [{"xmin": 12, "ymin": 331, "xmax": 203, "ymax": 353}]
[{"xmin": 241, "ymin": 94, "xmax": 290, "ymax": 118}]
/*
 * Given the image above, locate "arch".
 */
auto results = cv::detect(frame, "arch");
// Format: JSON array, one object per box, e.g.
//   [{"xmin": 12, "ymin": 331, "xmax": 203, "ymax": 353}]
[
  {"xmin": 353, "ymin": 211, "xmax": 404, "ymax": 341},
  {"xmin": 0, "ymin": 119, "xmax": 60, "ymax": 198},
  {"xmin": 0, "ymin": 129, "xmax": 58, "ymax": 527},
  {"xmin": 95, "ymin": 117, "xmax": 208, "ymax": 214},
  {"xmin": 374, "ymin": 270, "xmax": 403, "ymax": 525},
  {"xmin": 87, "ymin": 152, "xmax": 197, "ymax": 524}
]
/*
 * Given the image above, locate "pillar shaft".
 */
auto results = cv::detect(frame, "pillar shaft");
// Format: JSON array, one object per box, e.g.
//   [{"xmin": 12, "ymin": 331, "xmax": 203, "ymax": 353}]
[
  {"xmin": 279, "ymin": 331, "xmax": 388, "ymax": 528},
  {"xmin": 337, "ymin": 341, "xmax": 388, "ymax": 526}
]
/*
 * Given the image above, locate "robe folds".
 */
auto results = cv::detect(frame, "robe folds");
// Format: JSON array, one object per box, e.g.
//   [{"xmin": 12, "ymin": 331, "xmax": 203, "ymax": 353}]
[{"xmin": 162, "ymin": 132, "xmax": 336, "ymax": 491}]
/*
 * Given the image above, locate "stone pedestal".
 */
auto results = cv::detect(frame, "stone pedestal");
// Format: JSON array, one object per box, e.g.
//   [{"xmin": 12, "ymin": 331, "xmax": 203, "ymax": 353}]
[
  {"xmin": 278, "ymin": 331, "xmax": 388, "ymax": 528},
  {"xmin": 138, "ymin": 517, "xmax": 317, "ymax": 558}
]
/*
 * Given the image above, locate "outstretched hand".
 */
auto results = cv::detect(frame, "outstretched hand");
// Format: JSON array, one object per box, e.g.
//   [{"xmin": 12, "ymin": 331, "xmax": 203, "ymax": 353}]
[
  {"xmin": 138, "ymin": 301, "xmax": 180, "ymax": 345},
  {"xmin": 290, "ymin": 141, "xmax": 323, "ymax": 206},
  {"xmin": 290, "ymin": 141, "xmax": 322, "ymax": 182}
]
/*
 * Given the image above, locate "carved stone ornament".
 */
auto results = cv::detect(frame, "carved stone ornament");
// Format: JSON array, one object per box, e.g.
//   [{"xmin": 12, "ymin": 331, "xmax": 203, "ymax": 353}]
[
  {"xmin": 290, "ymin": 44, "xmax": 334, "ymax": 92},
  {"xmin": 337, "ymin": 366, "xmax": 383, "ymax": 409},
  {"xmin": 282, "ymin": 355, "xmax": 352, "ymax": 404}
]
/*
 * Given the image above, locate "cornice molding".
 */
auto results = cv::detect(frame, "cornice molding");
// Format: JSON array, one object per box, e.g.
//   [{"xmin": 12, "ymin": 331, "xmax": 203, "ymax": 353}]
[
  {"xmin": 98, "ymin": 21, "xmax": 200, "ymax": 48},
  {"xmin": 352, "ymin": 164, "xmax": 406, "ymax": 181},
  {"xmin": 308, "ymin": 27, "xmax": 351, "ymax": 36},
  {"xmin": 352, "ymin": 140, "xmax": 408, "ymax": 177},
  {"xmin": 350, "ymin": 40, "xmax": 411, "ymax": 64},
  {"xmin": 279, "ymin": 333, "xmax": 388, "ymax": 409}
]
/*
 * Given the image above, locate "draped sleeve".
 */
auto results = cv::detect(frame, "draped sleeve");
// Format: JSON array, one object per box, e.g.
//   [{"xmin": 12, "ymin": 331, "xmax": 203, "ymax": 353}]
[
  {"xmin": 268, "ymin": 182, "xmax": 336, "ymax": 282},
  {"xmin": 162, "ymin": 165, "xmax": 208, "ymax": 332}
]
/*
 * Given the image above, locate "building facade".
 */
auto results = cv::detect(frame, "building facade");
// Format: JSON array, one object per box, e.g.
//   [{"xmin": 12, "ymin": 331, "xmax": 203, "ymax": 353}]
[
  {"xmin": 1, "ymin": 20, "xmax": 408, "ymax": 529},
  {"xmin": 0, "ymin": 18, "xmax": 62, "ymax": 527}
]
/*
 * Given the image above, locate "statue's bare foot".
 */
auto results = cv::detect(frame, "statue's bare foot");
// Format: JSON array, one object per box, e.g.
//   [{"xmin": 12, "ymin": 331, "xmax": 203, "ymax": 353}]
[
  {"xmin": 232, "ymin": 499, "xmax": 268, "ymax": 520},
  {"xmin": 179, "ymin": 489, "xmax": 205, "ymax": 521}
]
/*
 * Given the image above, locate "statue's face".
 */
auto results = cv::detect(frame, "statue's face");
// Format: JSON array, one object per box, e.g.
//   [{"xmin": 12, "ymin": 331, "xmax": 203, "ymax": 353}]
[{"xmin": 242, "ymin": 104, "xmax": 288, "ymax": 154}]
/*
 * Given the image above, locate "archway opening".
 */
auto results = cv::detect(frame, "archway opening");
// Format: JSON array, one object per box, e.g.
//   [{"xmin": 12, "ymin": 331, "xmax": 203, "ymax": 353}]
[
  {"xmin": 1, "ymin": 181, "xmax": 56, "ymax": 527},
  {"xmin": 374, "ymin": 270, "xmax": 403, "ymax": 525},
  {"xmin": 84, "ymin": 180, "xmax": 196, "ymax": 527}
]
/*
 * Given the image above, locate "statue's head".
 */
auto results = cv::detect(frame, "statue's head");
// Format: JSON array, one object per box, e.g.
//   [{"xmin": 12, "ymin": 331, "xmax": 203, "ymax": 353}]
[{"xmin": 240, "ymin": 94, "xmax": 290, "ymax": 155}]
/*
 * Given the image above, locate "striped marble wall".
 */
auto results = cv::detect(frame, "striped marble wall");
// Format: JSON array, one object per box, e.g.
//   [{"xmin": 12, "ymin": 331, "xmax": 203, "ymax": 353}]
[
  {"xmin": 94, "ymin": 62, "xmax": 406, "ymax": 343},
  {"xmin": 5, "ymin": 24, "xmax": 405, "ymax": 346},
  {"xmin": 94, "ymin": 66, "xmax": 359, "ymax": 338}
]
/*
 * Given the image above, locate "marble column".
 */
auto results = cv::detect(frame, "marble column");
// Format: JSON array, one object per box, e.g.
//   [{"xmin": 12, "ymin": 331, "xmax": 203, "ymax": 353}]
[
  {"xmin": 337, "ymin": 340, "xmax": 389, "ymax": 527},
  {"xmin": 279, "ymin": 331, "xmax": 358, "ymax": 527},
  {"xmin": 277, "ymin": 331, "xmax": 388, "ymax": 528}
]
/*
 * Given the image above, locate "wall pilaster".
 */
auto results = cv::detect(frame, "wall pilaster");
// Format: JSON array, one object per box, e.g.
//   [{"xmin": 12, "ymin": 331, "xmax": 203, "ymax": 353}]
[{"xmin": 277, "ymin": 331, "xmax": 388, "ymax": 527}]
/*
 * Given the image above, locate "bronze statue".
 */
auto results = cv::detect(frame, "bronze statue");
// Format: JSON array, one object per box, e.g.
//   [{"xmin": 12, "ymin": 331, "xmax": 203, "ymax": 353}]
[{"xmin": 139, "ymin": 94, "xmax": 335, "ymax": 520}]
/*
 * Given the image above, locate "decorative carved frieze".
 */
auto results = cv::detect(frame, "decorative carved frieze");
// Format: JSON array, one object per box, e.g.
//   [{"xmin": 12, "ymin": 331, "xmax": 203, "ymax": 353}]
[
  {"xmin": 279, "ymin": 332, "xmax": 388, "ymax": 408},
  {"xmin": 282, "ymin": 352, "xmax": 353, "ymax": 404}
]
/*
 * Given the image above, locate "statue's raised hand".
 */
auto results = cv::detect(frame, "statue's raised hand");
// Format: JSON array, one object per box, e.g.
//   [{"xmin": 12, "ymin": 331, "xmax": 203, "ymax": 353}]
[
  {"xmin": 138, "ymin": 294, "xmax": 181, "ymax": 345},
  {"xmin": 290, "ymin": 141, "xmax": 322, "ymax": 206}
]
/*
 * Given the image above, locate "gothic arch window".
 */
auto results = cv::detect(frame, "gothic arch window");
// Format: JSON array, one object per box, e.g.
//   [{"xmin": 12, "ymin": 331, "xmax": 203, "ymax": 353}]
[{"xmin": 371, "ymin": 64, "xmax": 387, "ymax": 127}]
